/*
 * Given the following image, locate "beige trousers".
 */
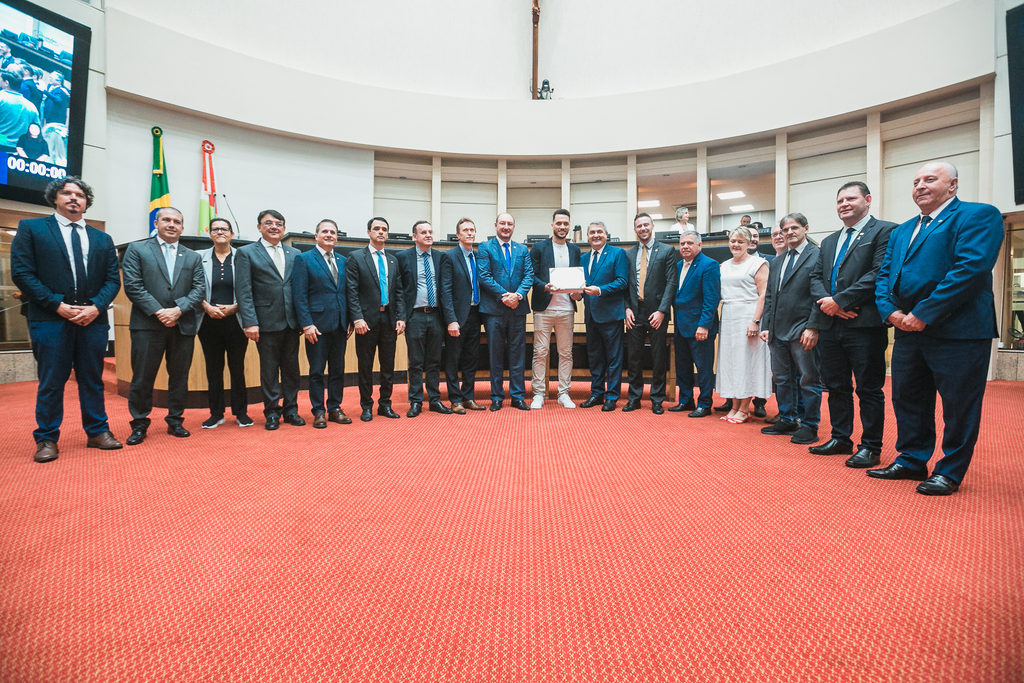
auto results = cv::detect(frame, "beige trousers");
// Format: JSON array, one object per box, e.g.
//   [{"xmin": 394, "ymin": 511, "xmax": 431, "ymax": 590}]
[{"xmin": 531, "ymin": 309, "xmax": 575, "ymax": 398}]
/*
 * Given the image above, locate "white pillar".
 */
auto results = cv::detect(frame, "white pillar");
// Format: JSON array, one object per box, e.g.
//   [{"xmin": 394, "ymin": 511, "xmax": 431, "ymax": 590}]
[
  {"xmin": 980, "ymin": 80, "xmax": 999, "ymax": 379},
  {"xmin": 775, "ymin": 133, "xmax": 788, "ymax": 220},
  {"xmin": 431, "ymin": 156, "xmax": 442, "ymax": 230},
  {"xmin": 696, "ymin": 146, "xmax": 709, "ymax": 234},
  {"xmin": 626, "ymin": 154, "xmax": 637, "ymax": 240},
  {"xmin": 561, "ymin": 159, "xmax": 571, "ymax": 210},
  {"xmin": 497, "ymin": 159, "xmax": 507, "ymax": 215},
  {"xmin": 866, "ymin": 112, "xmax": 884, "ymax": 219}
]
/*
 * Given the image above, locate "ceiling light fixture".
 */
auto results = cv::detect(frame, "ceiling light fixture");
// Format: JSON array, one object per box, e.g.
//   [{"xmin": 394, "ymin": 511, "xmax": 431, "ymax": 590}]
[
  {"xmin": 730, "ymin": 204, "xmax": 755, "ymax": 212},
  {"xmin": 637, "ymin": 200, "xmax": 660, "ymax": 208},
  {"xmin": 649, "ymin": 214, "xmax": 663, "ymax": 220},
  {"xmin": 717, "ymin": 191, "xmax": 746, "ymax": 200}
]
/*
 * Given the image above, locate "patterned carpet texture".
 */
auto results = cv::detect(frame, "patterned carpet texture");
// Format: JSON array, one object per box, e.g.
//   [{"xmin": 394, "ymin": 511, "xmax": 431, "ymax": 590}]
[{"xmin": 1, "ymin": 378, "xmax": 1021, "ymax": 682}]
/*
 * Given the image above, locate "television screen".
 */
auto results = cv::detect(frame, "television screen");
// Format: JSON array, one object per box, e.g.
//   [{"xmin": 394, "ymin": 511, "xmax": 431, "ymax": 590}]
[{"xmin": 0, "ymin": 0, "xmax": 89, "ymax": 205}]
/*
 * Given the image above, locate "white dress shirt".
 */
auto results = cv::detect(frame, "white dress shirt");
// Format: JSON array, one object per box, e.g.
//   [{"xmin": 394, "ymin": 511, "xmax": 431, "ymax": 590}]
[{"xmin": 54, "ymin": 212, "xmax": 89, "ymax": 286}]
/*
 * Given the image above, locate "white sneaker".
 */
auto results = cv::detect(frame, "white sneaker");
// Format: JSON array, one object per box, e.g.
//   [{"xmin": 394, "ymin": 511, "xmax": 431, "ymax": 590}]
[
  {"xmin": 530, "ymin": 396, "xmax": 544, "ymax": 410},
  {"xmin": 557, "ymin": 394, "xmax": 576, "ymax": 409}
]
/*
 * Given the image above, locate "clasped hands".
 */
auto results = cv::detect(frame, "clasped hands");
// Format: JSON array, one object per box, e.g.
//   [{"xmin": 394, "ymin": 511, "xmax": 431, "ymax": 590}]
[
  {"xmin": 57, "ymin": 302, "xmax": 100, "ymax": 326},
  {"xmin": 887, "ymin": 310, "xmax": 926, "ymax": 332}
]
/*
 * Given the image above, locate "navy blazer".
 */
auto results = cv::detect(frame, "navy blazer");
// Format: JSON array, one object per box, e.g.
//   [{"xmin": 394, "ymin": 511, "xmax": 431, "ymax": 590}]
[
  {"xmin": 345, "ymin": 246, "xmax": 406, "ymax": 329},
  {"xmin": 476, "ymin": 237, "xmax": 534, "ymax": 316},
  {"xmin": 581, "ymin": 245, "xmax": 628, "ymax": 324},
  {"xmin": 439, "ymin": 246, "xmax": 477, "ymax": 327},
  {"xmin": 529, "ymin": 237, "xmax": 581, "ymax": 312},
  {"xmin": 875, "ymin": 197, "xmax": 1003, "ymax": 339},
  {"xmin": 10, "ymin": 215, "xmax": 121, "ymax": 323},
  {"xmin": 673, "ymin": 251, "xmax": 721, "ymax": 337},
  {"xmin": 292, "ymin": 247, "xmax": 349, "ymax": 334},
  {"xmin": 396, "ymin": 246, "xmax": 451, "ymax": 320}
]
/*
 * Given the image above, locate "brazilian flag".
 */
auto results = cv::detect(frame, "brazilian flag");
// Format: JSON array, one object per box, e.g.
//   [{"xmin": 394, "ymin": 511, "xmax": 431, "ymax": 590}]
[{"xmin": 148, "ymin": 126, "xmax": 170, "ymax": 236}]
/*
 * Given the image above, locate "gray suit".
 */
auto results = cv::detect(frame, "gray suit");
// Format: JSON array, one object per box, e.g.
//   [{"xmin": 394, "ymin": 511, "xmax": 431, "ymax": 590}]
[
  {"xmin": 122, "ymin": 237, "xmax": 206, "ymax": 429},
  {"xmin": 234, "ymin": 240, "xmax": 301, "ymax": 420},
  {"xmin": 624, "ymin": 240, "xmax": 678, "ymax": 404}
]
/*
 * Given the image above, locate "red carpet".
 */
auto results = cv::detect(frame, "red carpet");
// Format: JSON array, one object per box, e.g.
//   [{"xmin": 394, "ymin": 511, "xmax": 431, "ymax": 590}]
[{"xmin": 1, "ymin": 378, "xmax": 1022, "ymax": 682}]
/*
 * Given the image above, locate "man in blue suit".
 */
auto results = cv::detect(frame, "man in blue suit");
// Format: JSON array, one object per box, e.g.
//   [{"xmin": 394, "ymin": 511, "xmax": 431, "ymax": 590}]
[
  {"xmin": 476, "ymin": 212, "xmax": 534, "ymax": 411},
  {"xmin": 870, "ymin": 162, "xmax": 1003, "ymax": 496},
  {"xmin": 439, "ymin": 218, "xmax": 485, "ymax": 413},
  {"xmin": 579, "ymin": 221, "xmax": 629, "ymax": 411},
  {"xmin": 11, "ymin": 176, "xmax": 122, "ymax": 463},
  {"xmin": 670, "ymin": 230, "xmax": 721, "ymax": 418},
  {"xmin": 292, "ymin": 219, "xmax": 353, "ymax": 428}
]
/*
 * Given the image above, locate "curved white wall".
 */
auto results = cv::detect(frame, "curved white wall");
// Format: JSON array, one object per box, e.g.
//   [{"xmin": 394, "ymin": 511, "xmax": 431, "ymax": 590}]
[{"xmin": 105, "ymin": 0, "xmax": 995, "ymax": 157}]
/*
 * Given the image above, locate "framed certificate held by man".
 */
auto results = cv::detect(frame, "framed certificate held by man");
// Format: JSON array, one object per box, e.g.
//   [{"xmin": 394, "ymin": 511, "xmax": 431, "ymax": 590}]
[{"xmin": 549, "ymin": 266, "xmax": 586, "ymax": 293}]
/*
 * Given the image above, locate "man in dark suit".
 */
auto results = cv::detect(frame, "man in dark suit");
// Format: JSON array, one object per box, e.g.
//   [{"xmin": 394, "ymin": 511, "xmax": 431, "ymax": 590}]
[
  {"xmin": 624, "ymin": 212, "xmax": 677, "ymax": 414},
  {"xmin": 476, "ymin": 212, "xmax": 534, "ymax": 411},
  {"xmin": 439, "ymin": 218, "xmax": 485, "ymax": 414},
  {"xmin": 808, "ymin": 182, "xmax": 896, "ymax": 467},
  {"xmin": 580, "ymin": 221, "xmax": 629, "ymax": 411},
  {"xmin": 529, "ymin": 208, "xmax": 581, "ymax": 410},
  {"xmin": 10, "ymin": 176, "xmax": 122, "ymax": 462},
  {"xmin": 397, "ymin": 221, "xmax": 453, "ymax": 417},
  {"xmin": 870, "ymin": 162, "xmax": 1003, "ymax": 496},
  {"xmin": 346, "ymin": 217, "xmax": 407, "ymax": 422},
  {"xmin": 235, "ymin": 209, "xmax": 304, "ymax": 430},
  {"xmin": 292, "ymin": 219, "xmax": 353, "ymax": 428},
  {"xmin": 670, "ymin": 230, "xmax": 721, "ymax": 418},
  {"xmin": 122, "ymin": 207, "xmax": 206, "ymax": 445},
  {"xmin": 759, "ymin": 213, "xmax": 822, "ymax": 445}
]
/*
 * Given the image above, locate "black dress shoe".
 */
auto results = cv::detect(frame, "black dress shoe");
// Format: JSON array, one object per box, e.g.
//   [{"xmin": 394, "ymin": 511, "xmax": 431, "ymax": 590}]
[
  {"xmin": 126, "ymin": 426, "xmax": 148, "ymax": 445},
  {"xmin": 264, "ymin": 416, "xmax": 280, "ymax": 431},
  {"xmin": 845, "ymin": 448, "xmax": 880, "ymax": 469},
  {"xmin": 34, "ymin": 440, "xmax": 58, "ymax": 463},
  {"xmin": 313, "ymin": 413, "xmax": 328, "ymax": 429},
  {"xmin": 489, "ymin": 401, "xmax": 503, "ymax": 412},
  {"xmin": 328, "ymin": 410, "xmax": 352, "ymax": 425},
  {"xmin": 652, "ymin": 402, "xmax": 664, "ymax": 415},
  {"xmin": 580, "ymin": 396, "xmax": 603, "ymax": 409},
  {"xmin": 601, "ymin": 400, "xmax": 617, "ymax": 412},
  {"xmin": 378, "ymin": 405, "xmax": 400, "ymax": 419},
  {"xmin": 916, "ymin": 474, "xmax": 960, "ymax": 496},
  {"xmin": 407, "ymin": 403, "xmax": 422, "ymax": 418},
  {"xmin": 808, "ymin": 438, "xmax": 854, "ymax": 456},
  {"xmin": 360, "ymin": 408, "xmax": 373, "ymax": 422},
  {"xmin": 167, "ymin": 424, "xmax": 191, "ymax": 438},
  {"xmin": 622, "ymin": 400, "xmax": 640, "ymax": 412},
  {"xmin": 429, "ymin": 402, "xmax": 453, "ymax": 415},
  {"xmin": 867, "ymin": 462, "xmax": 928, "ymax": 481},
  {"xmin": 761, "ymin": 421, "xmax": 800, "ymax": 435},
  {"xmin": 283, "ymin": 414, "xmax": 306, "ymax": 426},
  {"xmin": 751, "ymin": 403, "xmax": 767, "ymax": 419},
  {"xmin": 511, "ymin": 399, "xmax": 530, "ymax": 411},
  {"xmin": 715, "ymin": 399, "xmax": 733, "ymax": 413},
  {"xmin": 668, "ymin": 401, "xmax": 695, "ymax": 413},
  {"xmin": 688, "ymin": 407, "xmax": 713, "ymax": 418},
  {"xmin": 790, "ymin": 426, "xmax": 818, "ymax": 445}
]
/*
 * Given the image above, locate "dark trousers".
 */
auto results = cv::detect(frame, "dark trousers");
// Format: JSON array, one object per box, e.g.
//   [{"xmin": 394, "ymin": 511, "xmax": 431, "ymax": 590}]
[
  {"xmin": 197, "ymin": 315, "xmax": 249, "ymax": 419},
  {"xmin": 770, "ymin": 337, "xmax": 822, "ymax": 429},
  {"xmin": 586, "ymin": 319, "xmax": 624, "ymax": 402},
  {"xmin": 255, "ymin": 328, "xmax": 300, "ymax": 419},
  {"xmin": 355, "ymin": 321, "xmax": 398, "ymax": 409},
  {"xmin": 818, "ymin": 324, "xmax": 888, "ymax": 451},
  {"xmin": 29, "ymin": 319, "xmax": 110, "ymax": 443},
  {"xmin": 128, "ymin": 326, "xmax": 195, "ymax": 429},
  {"xmin": 674, "ymin": 333, "xmax": 717, "ymax": 409},
  {"xmin": 305, "ymin": 328, "xmax": 348, "ymax": 414},
  {"xmin": 626, "ymin": 312, "xmax": 669, "ymax": 402},
  {"xmin": 891, "ymin": 335, "xmax": 991, "ymax": 483},
  {"xmin": 406, "ymin": 309, "xmax": 444, "ymax": 404},
  {"xmin": 445, "ymin": 306, "xmax": 481, "ymax": 404},
  {"xmin": 483, "ymin": 311, "xmax": 527, "ymax": 402}
]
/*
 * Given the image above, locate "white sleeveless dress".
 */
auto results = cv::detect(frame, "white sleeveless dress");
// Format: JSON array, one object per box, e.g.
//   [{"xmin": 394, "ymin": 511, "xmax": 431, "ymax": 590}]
[{"xmin": 716, "ymin": 255, "xmax": 771, "ymax": 399}]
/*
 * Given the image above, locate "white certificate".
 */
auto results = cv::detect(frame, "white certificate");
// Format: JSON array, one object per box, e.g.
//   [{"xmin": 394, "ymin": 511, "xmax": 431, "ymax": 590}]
[{"xmin": 549, "ymin": 266, "xmax": 586, "ymax": 293}]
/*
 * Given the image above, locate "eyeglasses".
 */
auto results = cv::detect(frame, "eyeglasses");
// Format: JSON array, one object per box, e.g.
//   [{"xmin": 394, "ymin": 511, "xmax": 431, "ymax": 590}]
[
  {"xmin": 210, "ymin": 228, "xmax": 231, "ymax": 234},
  {"xmin": 261, "ymin": 221, "xmax": 285, "ymax": 228}
]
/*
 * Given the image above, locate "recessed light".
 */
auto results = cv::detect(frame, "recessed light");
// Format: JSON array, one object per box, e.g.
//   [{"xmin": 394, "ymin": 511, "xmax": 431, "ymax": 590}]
[
  {"xmin": 637, "ymin": 200, "xmax": 660, "ymax": 208},
  {"xmin": 649, "ymin": 214, "xmax": 663, "ymax": 220},
  {"xmin": 717, "ymin": 191, "xmax": 745, "ymax": 200},
  {"xmin": 730, "ymin": 204, "xmax": 755, "ymax": 212}
]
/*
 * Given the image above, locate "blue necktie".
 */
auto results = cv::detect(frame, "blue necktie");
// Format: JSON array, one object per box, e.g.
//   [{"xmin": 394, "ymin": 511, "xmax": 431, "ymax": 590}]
[
  {"xmin": 377, "ymin": 251, "xmax": 388, "ymax": 306},
  {"xmin": 503, "ymin": 242, "xmax": 512, "ymax": 273},
  {"xmin": 469, "ymin": 252, "xmax": 479, "ymax": 305},
  {"xmin": 422, "ymin": 252, "xmax": 435, "ymax": 307},
  {"xmin": 70, "ymin": 223, "xmax": 87, "ymax": 304},
  {"xmin": 163, "ymin": 242, "xmax": 175, "ymax": 286},
  {"xmin": 830, "ymin": 227, "xmax": 853, "ymax": 296}
]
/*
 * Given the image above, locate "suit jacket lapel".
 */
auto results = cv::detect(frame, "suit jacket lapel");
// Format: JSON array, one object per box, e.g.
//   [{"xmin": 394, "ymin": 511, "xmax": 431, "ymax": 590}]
[
  {"xmin": 781, "ymin": 248, "xmax": 810, "ymax": 290},
  {"xmin": 839, "ymin": 226, "xmax": 868, "ymax": 269},
  {"xmin": 905, "ymin": 199, "xmax": 957, "ymax": 263},
  {"xmin": 46, "ymin": 216, "xmax": 72, "ymax": 269},
  {"xmin": 149, "ymin": 239, "xmax": 173, "ymax": 286},
  {"xmin": 171, "ymin": 244, "xmax": 186, "ymax": 285},
  {"xmin": 282, "ymin": 246, "xmax": 296, "ymax": 280},
  {"xmin": 313, "ymin": 249, "xmax": 336, "ymax": 289},
  {"xmin": 253, "ymin": 241, "xmax": 282, "ymax": 280}
]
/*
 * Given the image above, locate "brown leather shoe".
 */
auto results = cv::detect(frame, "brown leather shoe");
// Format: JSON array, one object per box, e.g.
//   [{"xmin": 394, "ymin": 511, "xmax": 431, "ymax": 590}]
[
  {"xmin": 34, "ymin": 440, "xmax": 58, "ymax": 463},
  {"xmin": 86, "ymin": 431, "xmax": 123, "ymax": 450},
  {"xmin": 328, "ymin": 409, "xmax": 352, "ymax": 425},
  {"xmin": 450, "ymin": 403, "xmax": 467, "ymax": 414},
  {"xmin": 313, "ymin": 413, "xmax": 328, "ymax": 429},
  {"xmin": 765, "ymin": 412, "xmax": 781, "ymax": 424},
  {"xmin": 464, "ymin": 400, "xmax": 485, "ymax": 411}
]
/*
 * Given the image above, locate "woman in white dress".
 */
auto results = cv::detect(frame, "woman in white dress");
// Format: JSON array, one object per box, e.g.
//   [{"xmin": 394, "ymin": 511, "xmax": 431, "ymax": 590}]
[{"xmin": 716, "ymin": 227, "xmax": 771, "ymax": 423}]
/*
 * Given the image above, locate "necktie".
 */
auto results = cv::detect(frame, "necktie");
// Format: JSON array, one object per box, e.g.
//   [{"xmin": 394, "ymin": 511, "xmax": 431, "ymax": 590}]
[
  {"xmin": 830, "ymin": 227, "xmax": 853, "ymax": 296},
  {"xmin": 272, "ymin": 245, "xmax": 285, "ymax": 277},
  {"xmin": 469, "ymin": 252, "xmax": 479, "ymax": 305},
  {"xmin": 377, "ymin": 251, "xmax": 388, "ymax": 306},
  {"xmin": 638, "ymin": 244, "xmax": 648, "ymax": 300},
  {"xmin": 782, "ymin": 249, "xmax": 796, "ymax": 287},
  {"xmin": 328, "ymin": 252, "xmax": 338, "ymax": 284},
  {"xmin": 908, "ymin": 215, "xmax": 932, "ymax": 250},
  {"xmin": 422, "ymin": 252, "xmax": 435, "ymax": 307},
  {"xmin": 70, "ymin": 223, "xmax": 87, "ymax": 303},
  {"xmin": 590, "ymin": 250, "xmax": 600, "ymax": 280},
  {"xmin": 677, "ymin": 260, "xmax": 691, "ymax": 292},
  {"xmin": 503, "ymin": 242, "xmax": 512, "ymax": 273},
  {"xmin": 163, "ymin": 242, "xmax": 176, "ymax": 286}
]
